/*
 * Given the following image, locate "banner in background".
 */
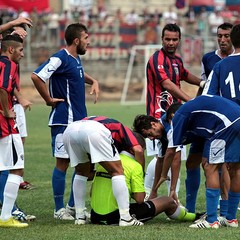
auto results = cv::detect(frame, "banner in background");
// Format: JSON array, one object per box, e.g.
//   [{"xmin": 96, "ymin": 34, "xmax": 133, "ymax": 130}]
[{"xmin": 0, "ymin": 0, "xmax": 49, "ymax": 12}]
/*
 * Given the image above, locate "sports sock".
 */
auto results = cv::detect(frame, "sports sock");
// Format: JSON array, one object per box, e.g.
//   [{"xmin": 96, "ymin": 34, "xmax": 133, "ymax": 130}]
[
  {"xmin": 67, "ymin": 171, "xmax": 76, "ymax": 208},
  {"xmin": 0, "ymin": 170, "xmax": 9, "ymax": 205},
  {"xmin": 226, "ymin": 191, "xmax": 240, "ymax": 220},
  {"xmin": 168, "ymin": 206, "xmax": 196, "ymax": 221},
  {"xmin": 0, "ymin": 174, "xmax": 22, "ymax": 221},
  {"xmin": 73, "ymin": 174, "xmax": 88, "ymax": 219},
  {"xmin": 219, "ymin": 199, "xmax": 228, "ymax": 217},
  {"xmin": 206, "ymin": 188, "xmax": 220, "ymax": 223},
  {"xmin": 185, "ymin": 167, "xmax": 200, "ymax": 213},
  {"xmin": 52, "ymin": 167, "xmax": 66, "ymax": 211},
  {"xmin": 112, "ymin": 175, "xmax": 131, "ymax": 221}
]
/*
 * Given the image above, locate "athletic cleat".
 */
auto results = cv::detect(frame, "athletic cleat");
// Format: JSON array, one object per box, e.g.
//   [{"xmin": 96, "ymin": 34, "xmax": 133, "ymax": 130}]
[
  {"xmin": 54, "ymin": 208, "xmax": 74, "ymax": 220},
  {"xmin": 0, "ymin": 217, "xmax": 28, "ymax": 227},
  {"xmin": 194, "ymin": 212, "xmax": 207, "ymax": 223},
  {"xmin": 19, "ymin": 181, "xmax": 36, "ymax": 190},
  {"xmin": 66, "ymin": 204, "xmax": 75, "ymax": 217},
  {"xmin": 119, "ymin": 217, "xmax": 144, "ymax": 227},
  {"xmin": 75, "ymin": 217, "xmax": 88, "ymax": 225},
  {"xmin": 12, "ymin": 208, "xmax": 36, "ymax": 222},
  {"xmin": 218, "ymin": 216, "xmax": 238, "ymax": 228},
  {"xmin": 189, "ymin": 219, "xmax": 220, "ymax": 229}
]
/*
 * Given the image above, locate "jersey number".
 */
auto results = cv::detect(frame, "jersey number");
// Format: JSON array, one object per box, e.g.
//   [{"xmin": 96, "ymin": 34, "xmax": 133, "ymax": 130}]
[{"xmin": 225, "ymin": 72, "xmax": 239, "ymax": 98}]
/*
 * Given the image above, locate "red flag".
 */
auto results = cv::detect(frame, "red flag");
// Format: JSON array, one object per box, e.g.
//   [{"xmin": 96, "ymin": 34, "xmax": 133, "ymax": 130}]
[{"xmin": 0, "ymin": 0, "xmax": 49, "ymax": 12}]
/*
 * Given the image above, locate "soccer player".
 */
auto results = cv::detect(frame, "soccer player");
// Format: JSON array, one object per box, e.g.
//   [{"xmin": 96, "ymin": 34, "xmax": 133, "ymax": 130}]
[
  {"xmin": 133, "ymin": 95, "xmax": 240, "ymax": 229},
  {"xmin": 185, "ymin": 22, "xmax": 234, "ymax": 215},
  {"xmin": 0, "ymin": 34, "xmax": 28, "ymax": 227},
  {"xmin": 31, "ymin": 23, "xmax": 100, "ymax": 220},
  {"xmin": 62, "ymin": 116, "xmax": 145, "ymax": 226},
  {"xmin": 91, "ymin": 150, "xmax": 196, "ymax": 225},
  {"xmin": 145, "ymin": 23, "xmax": 203, "ymax": 200}
]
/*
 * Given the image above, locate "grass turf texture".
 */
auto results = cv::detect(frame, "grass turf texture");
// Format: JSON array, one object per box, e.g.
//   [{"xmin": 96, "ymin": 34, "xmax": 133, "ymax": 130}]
[{"xmin": 1, "ymin": 102, "xmax": 240, "ymax": 239}]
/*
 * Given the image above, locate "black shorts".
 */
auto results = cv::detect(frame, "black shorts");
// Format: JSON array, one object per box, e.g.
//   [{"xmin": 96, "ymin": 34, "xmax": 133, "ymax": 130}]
[{"xmin": 91, "ymin": 201, "xmax": 156, "ymax": 225}]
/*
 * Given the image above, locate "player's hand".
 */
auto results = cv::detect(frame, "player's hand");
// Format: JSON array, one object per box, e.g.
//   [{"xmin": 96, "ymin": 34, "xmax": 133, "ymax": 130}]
[
  {"xmin": 148, "ymin": 190, "xmax": 158, "ymax": 200},
  {"xmin": 46, "ymin": 98, "xmax": 64, "ymax": 107},
  {"xmin": 11, "ymin": 17, "xmax": 33, "ymax": 28},
  {"xmin": 0, "ymin": 108, "xmax": 16, "ymax": 118},
  {"xmin": 19, "ymin": 98, "xmax": 32, "ymax": 111},
  {"xmin": 12, "ymin": 27, "xmax": 28, "ymax": 39},
  {"xmin": 169, "ymin": 190, "xmax": 179, "ymax": 204},
  {"xmin": 90, "ymin": 80, "xmax": 99, "ymax": 104}
]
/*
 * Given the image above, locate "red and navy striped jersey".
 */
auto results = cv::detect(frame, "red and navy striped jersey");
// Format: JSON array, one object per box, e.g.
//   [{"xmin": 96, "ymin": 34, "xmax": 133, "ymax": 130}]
[
  {"xmin": 84, "ymin": 116, "xmax": 139, "ymax": 153},
  {"xmin": 146, "ymin": 48, "xmax": 189, "ymax": 119},
  {"xmin": 0, "ymin": 56, "xmax": 19, "ymax": 137}
]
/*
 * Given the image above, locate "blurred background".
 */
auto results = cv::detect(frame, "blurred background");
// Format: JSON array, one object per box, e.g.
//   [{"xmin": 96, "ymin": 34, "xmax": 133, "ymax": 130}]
[{"xmin": 0, "ymin": 0, "xmax": 239, "ymax": 102}]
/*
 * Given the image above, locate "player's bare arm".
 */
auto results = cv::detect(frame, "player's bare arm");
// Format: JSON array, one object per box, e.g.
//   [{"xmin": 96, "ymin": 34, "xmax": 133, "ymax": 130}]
[
  {"xmin": 0, "ymin": 17, "xmax": 33, "ymax": 33},
  {"xmin": 84, "ymin": 73, "xmax": 100, "ymax": 104},
  {"xmin": 161, "ymin": 79, "xmax": 191, "ymax": 102},
  {"xmin": 31, "ymin": 73, "xmax": 64, "ymax": 107},
  {"xmin": 185, "ymin": 73, "xmax": 202, "ymax": 86},
  {"xmin": 14, "ymin": 88, "xmax": 32, "ymax": 111},
  {"xmin": 0, "ymin": 88, "xmax": 16, "ymax": 118},
  {"xmin": 131, "ymin": 144, "xmax": 145, "ymax": 171}
]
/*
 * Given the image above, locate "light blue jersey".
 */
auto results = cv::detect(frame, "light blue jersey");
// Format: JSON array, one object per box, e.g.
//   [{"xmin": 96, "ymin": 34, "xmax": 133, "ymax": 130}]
[
  {"xmin": 203, "ymin": 54, "xmax": 240, "ymax": 105},
  {"xmin": 33, "ymin": 49, "xmax": 87, "ymax": 126}
]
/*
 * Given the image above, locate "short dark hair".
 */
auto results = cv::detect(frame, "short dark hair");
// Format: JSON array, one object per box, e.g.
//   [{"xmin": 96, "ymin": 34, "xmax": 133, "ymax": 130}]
[
  {"xmin": 1, "ymin": 34, "xmax": 23, "ymax": 51},
  {"xmin": 230, "ymin": 24, "xmax": 240, "ymax": 48},
  {"xmin": 217, "ymin": 22, "xmax": 233, "ymax": 31},
  {"xmin": 166, "ymin": 103, "xmax": 182, "ymax": 122},
  {"xmin": 162, "ymin": 23, "xmax": 181, "ymax": 39},
  {"xmin": 133, "ymin": 114, "xmax": 158, "ymax": 136},
  {"xmin": 65, "ymin": 23, "xmax": 88, "ymax": 46}
]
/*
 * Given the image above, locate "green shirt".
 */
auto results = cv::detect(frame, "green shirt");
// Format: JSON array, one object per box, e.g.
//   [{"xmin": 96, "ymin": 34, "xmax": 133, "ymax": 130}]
[{"xmin": 90, "ymin": 152, "xmax": 145, "ymax": 215}]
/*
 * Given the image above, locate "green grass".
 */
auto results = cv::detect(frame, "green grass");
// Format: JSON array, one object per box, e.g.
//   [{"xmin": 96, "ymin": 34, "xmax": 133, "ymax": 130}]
[{"xmin": 2, "ymin": 101, "xmax": 240, "ymax": 239}]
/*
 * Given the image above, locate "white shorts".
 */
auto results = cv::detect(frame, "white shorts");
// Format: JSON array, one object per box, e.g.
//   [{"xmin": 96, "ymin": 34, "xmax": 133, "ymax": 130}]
[
  {"xmin": 0, "ymin": 134, "xmax": 24, "ymax": 171},
  {"xmin": 63, "ymin": 120, "xmax": 120, "ymax": 167},
  {"xmin": 14, "ymin": 104, "xmax": 27, "ymax": 138}
]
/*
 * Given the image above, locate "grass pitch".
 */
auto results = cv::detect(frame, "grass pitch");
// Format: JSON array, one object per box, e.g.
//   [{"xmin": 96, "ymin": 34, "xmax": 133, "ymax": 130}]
[{"xmin": 1, "ymin": 101, "xmax": 240, "ymax": 239}]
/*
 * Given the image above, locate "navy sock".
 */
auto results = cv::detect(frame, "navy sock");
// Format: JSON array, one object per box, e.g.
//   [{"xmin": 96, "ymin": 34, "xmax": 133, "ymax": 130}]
[
  {"xmin": 185, "ymin": 167, "xmax": 200, "ymax": 213},
  {"xmin": 67, "ymin": 171, "xmax": 76, "ymax": 207},
  {"xmin": 206, "ymin": 188, "xmax": 220, "ymax": 223},
  {"xmin": 52, "ymin": 167, "xmax": 66, "ymax": 211},
  {"xmin": 0, "ymin": 170, "xmax": 9, "ymax": 205},
  {"xmin": 226, "ymin": 191, "xmax": 240, "ymax": 220}
]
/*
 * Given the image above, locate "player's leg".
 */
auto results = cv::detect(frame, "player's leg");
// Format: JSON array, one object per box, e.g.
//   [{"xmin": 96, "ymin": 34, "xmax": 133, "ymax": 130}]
[
  {"xmin": 185, "ymin": 141, "xmax": 203, "ymax": 213},
  {"xmin": 0, "ymin": 171, "xmax": 9, "ymax": 206},
  {"xmin": 150, "ymin": 196, "xmax": 196, "ymax": 221},
  {"xmin": 0, "ymin": 134, "xmax": 28, "ymax": 227},
  {"xmin": 51, "ymin": 126, "xmax": 74, "ymax": 220}
]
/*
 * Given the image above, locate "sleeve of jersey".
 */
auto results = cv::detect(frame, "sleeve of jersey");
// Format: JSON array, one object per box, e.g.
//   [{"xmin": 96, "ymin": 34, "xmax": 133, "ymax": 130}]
[
  {"xmin": 0, "ymin": 61, "xmax": 17, "ymax": 92},
  {"xmin": 33, "ymin": 57, "xmax": 62, "ymax": 82},
  {"xmin": 202, "ymin": 64, "xmax": 220, "ymax": 96},
  {"xmin": 170, "ymin": 112, "xmax": 189, "ymax": 146}
]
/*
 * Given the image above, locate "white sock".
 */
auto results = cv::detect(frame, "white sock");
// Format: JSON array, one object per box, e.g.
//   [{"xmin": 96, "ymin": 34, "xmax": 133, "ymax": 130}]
[
  {"xmin": 73, "ymin": 174, "xmax": 88, "ymax": 219},
  {"xmin": 0, "ymin": 174, "xmax": 22, "ymax": 221},
  {"xmin": 112, "ymin": 175, "xmax": 131, "ymax": 221}
]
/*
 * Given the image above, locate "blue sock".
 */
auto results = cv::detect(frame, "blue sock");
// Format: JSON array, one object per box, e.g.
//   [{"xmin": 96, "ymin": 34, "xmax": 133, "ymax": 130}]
[
  {"xmin": 52, "ymin": 167, "xmax": 66, "ymax": 211},
  {"xmin": 0, "ymin": 170, "xmax": 9, "ymax": 205},
  {"xmin": 185, "ymin": 167, "xmax": 200, "ymax": 213},
  {"xmin": 226, "ymin": 191, "xmax": 240, "ymax": 220},
  {"xmin": 219, "ymin": 199, "xmax": 228, "ymax": 217},
  {"xmin": 67, "ymin": 171, "xmax": 76, "ymax": 207},
  {"xmin": 206, "ymin": 188, "xmax": 220, "ymax": 223}
]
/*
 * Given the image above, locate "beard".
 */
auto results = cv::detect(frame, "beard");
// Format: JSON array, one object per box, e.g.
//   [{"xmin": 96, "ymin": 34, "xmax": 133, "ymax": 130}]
[{"xmin": 77, "ymin": 45, "xmax": 86, "ymax": 55}]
